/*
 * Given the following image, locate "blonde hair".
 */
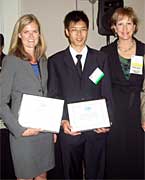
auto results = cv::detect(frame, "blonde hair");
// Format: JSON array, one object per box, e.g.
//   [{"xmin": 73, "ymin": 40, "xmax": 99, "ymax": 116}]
[
  {"xmin": 9, "ymin": 14, "xmax": 46, "ymax": 60},
  {"xmin": 111, "ymin": 7, "xmax": 138, "ymax": 35}
]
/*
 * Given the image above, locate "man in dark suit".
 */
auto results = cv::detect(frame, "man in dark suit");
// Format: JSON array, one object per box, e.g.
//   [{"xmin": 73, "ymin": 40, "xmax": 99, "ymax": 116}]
[{"xmin": 47, "ymin": 10, "xmax": 113, "ymax": 180}]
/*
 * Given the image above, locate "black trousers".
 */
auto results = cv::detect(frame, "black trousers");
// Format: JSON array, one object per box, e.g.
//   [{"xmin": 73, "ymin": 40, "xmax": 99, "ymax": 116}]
[
  {"xmin": 0, "ymin": 129, "xmax": 16, "ymax": 180},
  {"xmin": 59, "ymin": 130, "xmax": 107, "ymax": 180}
]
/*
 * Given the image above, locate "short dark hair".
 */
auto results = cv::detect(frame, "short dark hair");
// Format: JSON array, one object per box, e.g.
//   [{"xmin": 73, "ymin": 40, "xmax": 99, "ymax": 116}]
[
  {"xmin": 0, "ymin": 33, "xmax": 4, "ymax": 47},
  {"xmin": 64, "ymin": 10, "xmax": 89, "ymax": 29}
]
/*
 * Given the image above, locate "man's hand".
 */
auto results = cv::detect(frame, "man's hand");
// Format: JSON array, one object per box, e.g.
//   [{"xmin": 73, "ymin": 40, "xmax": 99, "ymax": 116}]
[
  {"xmin": 94, "ymin": 127, "xmax": 110, "ymax": 134},
  {"xmin": 61, "ymin": 120, "xmax": 81, "ymax": 136},
  {"xmin": 141, "ymin": 122, "xmax": 145, "ymax": 132}
]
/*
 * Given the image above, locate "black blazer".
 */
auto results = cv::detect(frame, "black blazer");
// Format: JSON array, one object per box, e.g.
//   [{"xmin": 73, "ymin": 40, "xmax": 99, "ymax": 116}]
[
  {"xmin": 47, "ymin": 46, "xmax": 113, "ymax": 122},
  {"xmin": 101, "ymin": 38, "xmax": 145, "ymax": 92}
]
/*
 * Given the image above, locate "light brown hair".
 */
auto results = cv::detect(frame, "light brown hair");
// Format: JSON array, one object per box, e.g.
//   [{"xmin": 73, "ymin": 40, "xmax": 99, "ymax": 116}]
[
  {"xmin": 111, "ymin": 7, "xmax": 138, "ymax": 35},
  {"xmin": 9, "ymin": 14, "xmax": 46, "ymax": 61}
]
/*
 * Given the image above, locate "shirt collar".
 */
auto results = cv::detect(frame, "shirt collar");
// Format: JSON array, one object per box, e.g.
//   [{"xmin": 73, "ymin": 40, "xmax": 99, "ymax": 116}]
[{"xmin": 69, "ymin": 45, "xmax": 88, "ymax": 65}]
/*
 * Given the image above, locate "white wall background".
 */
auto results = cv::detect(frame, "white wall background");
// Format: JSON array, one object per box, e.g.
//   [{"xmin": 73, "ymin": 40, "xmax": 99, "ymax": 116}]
[
  {"xmin": 1, "ymin": 0, "xmax": 145, "ymax": 56},
  {"xmin": 0, "ymin": 0, "xmax": 21, "ymax": 53}
]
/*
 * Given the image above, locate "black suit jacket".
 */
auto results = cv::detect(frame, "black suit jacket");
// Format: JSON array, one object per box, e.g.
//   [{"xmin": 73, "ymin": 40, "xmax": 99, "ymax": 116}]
[
  {"xmin": 100, "ymin": 38, "xmax": 145, "ymax": 92},
  {"xmin": 47, "ymin": 46, "xmax": 113, "ymax": 122},
  {"xmin": 101, "ymin": 38, "xmax": 145, "ymax": 126}
]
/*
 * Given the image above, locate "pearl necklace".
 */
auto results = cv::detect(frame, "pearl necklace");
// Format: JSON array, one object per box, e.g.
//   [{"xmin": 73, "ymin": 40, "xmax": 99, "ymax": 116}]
[{"xmin": 117, "ymin": 40, "xmax": 135, "ymax": 53}]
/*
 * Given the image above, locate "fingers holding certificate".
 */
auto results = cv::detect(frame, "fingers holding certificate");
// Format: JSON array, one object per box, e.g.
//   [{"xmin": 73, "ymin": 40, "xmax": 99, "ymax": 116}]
[
  {"xmin": 68, "ymin": 99, "xmax": 110, "ymax": 132},
  {"xmin": 61, "ymin": 120, "xmax": 81, "ymax": 136}
]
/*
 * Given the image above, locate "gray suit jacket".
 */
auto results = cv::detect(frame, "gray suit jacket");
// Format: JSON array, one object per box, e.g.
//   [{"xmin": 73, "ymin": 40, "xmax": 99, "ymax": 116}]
[
  {"xmin": 0, "ymin": 55, "xmax": 55, "ymax": 177},
  {"xmin": 0, "ymin": 55, "xmax": 48, "ymax": 137}
]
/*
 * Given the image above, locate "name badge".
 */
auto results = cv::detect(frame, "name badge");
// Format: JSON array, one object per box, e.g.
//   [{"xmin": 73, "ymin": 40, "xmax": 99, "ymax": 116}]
[
  {"xmin": 130, "ymin": 55, "xmax": 143, "ymax": 75},
  {"xmin": 89, "ymin": 67, "xmax": 104, "ymax": 85}
]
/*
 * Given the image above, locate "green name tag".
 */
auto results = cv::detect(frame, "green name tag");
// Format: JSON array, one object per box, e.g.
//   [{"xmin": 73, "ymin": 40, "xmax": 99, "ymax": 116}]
[{"xmin": 89, "ymin": 67, "xmax": 104, "ymax": 85}]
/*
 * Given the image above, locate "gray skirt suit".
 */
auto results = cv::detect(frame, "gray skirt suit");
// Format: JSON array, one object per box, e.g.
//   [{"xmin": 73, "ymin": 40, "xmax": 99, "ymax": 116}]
[{"xmin": 0, "ymin": 55, "xmax": 55, "ymax": 178}]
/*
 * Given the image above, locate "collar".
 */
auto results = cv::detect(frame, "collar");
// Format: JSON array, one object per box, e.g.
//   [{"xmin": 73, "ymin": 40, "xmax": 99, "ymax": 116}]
[{"xmin": 69, "ymin": 46, "xmax": 88, "ymax": 69}]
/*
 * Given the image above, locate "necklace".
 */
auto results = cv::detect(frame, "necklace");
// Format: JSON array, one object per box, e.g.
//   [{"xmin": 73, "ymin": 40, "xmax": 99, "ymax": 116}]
[{"xmin": 117, "ymin": 40, "xmax": 135, "ymax": 53}]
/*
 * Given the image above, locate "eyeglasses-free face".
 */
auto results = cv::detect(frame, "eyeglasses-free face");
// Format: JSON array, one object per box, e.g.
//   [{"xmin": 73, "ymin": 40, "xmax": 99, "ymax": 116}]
[
  {"xmin": 114, "ymin": 16, "xmax": 136, "ymax": 40},
  {"xmin": 18, "ymin": 22, "xmax": 40, "ymax": 52}
]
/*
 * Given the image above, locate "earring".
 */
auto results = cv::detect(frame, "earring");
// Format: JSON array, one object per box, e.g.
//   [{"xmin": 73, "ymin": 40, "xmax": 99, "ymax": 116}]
[{"xmin": 114, "ymin": 32, "xmax": 118, "ymax": 37}]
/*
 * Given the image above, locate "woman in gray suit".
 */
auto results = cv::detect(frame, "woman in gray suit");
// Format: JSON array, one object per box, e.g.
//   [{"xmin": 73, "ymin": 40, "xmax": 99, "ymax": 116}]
[{"xmin": 0, "ymin": 14, "xmax": 55, "ymax": 180}]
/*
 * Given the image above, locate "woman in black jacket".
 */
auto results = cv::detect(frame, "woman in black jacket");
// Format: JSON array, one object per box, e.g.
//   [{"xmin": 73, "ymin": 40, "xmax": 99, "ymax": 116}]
[{"xmin": 101, "ymin": 7, "xmax": 145, "ymax": 179}]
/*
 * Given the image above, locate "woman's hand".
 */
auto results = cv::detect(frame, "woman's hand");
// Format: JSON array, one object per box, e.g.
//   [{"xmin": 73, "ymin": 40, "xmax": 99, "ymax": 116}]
[
  {"xmin": 141, "ymin": 122, "xmax": 145, "ymax": 132},
  {"xmin": 53, "ymin": 133, "xmax": 57, "ymax": 143},
  {"xmin": 22, "ymin": 128, "xmax": 41, "ymax": 136}
]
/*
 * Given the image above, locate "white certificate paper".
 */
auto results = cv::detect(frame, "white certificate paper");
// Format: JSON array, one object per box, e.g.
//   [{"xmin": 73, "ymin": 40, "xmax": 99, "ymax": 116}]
[
  {"xmin": 18, "ymin": 94, "xmax": 64, "ymax": 133},
  {"xmin": 68, "ymin": 99, "xmax": 110, "ymax": 132}
]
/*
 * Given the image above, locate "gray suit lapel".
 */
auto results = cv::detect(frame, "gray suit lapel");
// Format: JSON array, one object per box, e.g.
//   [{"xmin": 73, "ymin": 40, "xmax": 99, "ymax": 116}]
[{"xmin": 39, "ymin": 58, "xmax": 47, "ymax": 92}]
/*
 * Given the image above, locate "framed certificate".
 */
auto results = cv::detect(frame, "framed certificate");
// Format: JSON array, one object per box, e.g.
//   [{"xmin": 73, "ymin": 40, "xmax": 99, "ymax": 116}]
[
  {"xmin": 68, "ymin": 99, "xmax": 110, "ymax": 132},
  {"xmin": 18, "ymin": 94, "xmax": 64, "ymax": 133}
]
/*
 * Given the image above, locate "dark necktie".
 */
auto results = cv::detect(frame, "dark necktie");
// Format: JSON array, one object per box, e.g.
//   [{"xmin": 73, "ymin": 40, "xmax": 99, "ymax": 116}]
[{"xmin": 76, "ymin": 54, "xmax": 82, "ymax": 77}]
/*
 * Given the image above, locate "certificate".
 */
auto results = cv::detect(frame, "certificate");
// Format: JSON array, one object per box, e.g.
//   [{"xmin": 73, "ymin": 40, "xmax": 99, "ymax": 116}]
[
  {"xmin": 68, "ymin": 99, "xmax": 110, "ymax": 132},
  {"xmin": 18, "ymin": 94, "xmax": 64, "ymax": 133}
]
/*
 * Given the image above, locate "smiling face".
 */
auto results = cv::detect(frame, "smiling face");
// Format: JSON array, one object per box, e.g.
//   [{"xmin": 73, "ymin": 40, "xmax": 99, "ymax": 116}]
[
  {"xmin": 114, "ymin": 15, "xmax": 136, "ymax": 40},
  {"xmin": 18, "ymin": 21, "xmax": 39, "ymax": 53},
  {"xmin": 65, "ymin": 20, "xmax": 88, "ymax": 51}
]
